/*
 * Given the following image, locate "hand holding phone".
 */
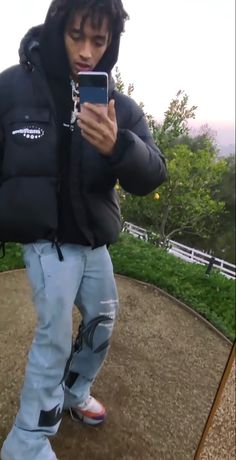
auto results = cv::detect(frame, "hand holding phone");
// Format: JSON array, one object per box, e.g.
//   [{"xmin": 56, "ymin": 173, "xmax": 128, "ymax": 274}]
[
  {"xmin": 77, "ymin": 72, "xmax": 118, "ymax": 156},
  {"xmin": 78, "ymin": 71, "xmax": 108, "ymax": 122},
  {"xmin": 77, "ymin": 99, "xmax": 117, "ymax": 156}
]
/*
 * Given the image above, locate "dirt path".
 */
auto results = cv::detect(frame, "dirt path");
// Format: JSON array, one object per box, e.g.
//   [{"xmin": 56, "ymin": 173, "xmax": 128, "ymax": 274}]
[{"xmin": 0, "ymin": 271, "xmax": 231, "ymax": 460}]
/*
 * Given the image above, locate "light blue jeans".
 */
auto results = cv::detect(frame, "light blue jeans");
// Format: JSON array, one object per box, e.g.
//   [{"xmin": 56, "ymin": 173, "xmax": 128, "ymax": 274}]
[{"xmin": 1, "ymin": 242, "xmax": 118, "ymax": 460}]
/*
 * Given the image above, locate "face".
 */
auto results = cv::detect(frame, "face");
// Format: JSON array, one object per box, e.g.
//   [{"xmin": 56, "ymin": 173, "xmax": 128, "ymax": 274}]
[{"xmin": 64, "ymin": 11, "xmax": 111, "ymax": 80}]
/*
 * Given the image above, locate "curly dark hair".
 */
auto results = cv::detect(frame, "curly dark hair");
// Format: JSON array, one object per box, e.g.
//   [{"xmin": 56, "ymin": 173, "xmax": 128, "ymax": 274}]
[{"xmin": 48, "ymin": 0, "xmax": 129, "ymax": 36}]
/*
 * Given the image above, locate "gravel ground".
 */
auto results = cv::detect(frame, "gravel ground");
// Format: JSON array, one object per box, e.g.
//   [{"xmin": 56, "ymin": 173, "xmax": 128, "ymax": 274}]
[
  {"xmin": 0, "ymin": 270, "xmax": 232, "ymax": 460},
  {"xmin": 198, "ymin": 355, "xmax": 235, "ymax": 459}
]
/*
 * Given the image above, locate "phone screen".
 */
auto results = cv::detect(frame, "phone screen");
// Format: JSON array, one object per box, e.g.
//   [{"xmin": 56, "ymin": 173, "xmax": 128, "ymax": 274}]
[{"xmin": 78, "ymin": 72, "xmax": 108, "ymax": 110}]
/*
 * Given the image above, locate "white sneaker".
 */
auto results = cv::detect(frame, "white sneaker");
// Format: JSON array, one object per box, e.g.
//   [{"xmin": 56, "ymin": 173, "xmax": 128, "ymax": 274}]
[{"xmin": 69, "ymin": 396, "xmax": 107, "ymax": 425}]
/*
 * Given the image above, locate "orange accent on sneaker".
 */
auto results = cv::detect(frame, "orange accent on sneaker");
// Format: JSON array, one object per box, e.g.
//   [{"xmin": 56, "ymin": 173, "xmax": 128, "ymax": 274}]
[
  {"xmin": 70, "ymin": 396, "xmax": 107, "ymax": 425},
  {"xmin": 78, "ymin": 408, "xmax": 105, "ymax": 418}
]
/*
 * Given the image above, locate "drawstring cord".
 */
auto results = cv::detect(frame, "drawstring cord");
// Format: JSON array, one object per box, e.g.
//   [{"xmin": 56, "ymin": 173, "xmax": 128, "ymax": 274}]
[
  {"xmin": 0, "ymin": 241, "xmax": 64, "ymax": 261},
  {"xmin": 52, "ymin": 240, "xmax": 64, "ymax": 262}
]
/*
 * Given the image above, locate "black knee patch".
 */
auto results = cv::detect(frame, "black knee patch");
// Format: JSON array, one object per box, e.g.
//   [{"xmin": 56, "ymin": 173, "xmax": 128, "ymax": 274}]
[
  {"xmin": 75, "ymin": 316, "xmax": 114, "ymax": 354},
  {"xmin": 38, "ymin": 404, "xmax": 63, "ymax": 427}
]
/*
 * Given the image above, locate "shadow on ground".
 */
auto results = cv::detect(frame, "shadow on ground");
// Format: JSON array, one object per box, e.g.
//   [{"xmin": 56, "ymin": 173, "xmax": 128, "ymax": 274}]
[{"xmin": 0, "ymin": 271, "xmax": 231, "ymax": 459}]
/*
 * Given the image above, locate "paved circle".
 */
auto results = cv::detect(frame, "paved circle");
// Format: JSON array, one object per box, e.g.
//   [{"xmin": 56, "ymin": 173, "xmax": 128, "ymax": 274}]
[{"xmin": 0, "ymin": 271, "xmax": 231, "ymax": 459}]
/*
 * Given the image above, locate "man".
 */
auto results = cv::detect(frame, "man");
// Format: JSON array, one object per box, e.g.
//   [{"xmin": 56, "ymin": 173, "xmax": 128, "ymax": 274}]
[{"xmin": 0, "ymin": 1, "xmax": 167, "ymax": 459}]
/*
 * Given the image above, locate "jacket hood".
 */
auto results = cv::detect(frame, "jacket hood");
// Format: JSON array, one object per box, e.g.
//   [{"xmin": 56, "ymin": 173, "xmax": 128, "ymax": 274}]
[
  {"xmin": 19, "ymin": 25, "xmax": 42, "ymax": 71},
  {"xmin": 19, "ymin": 2, "xmax": 121, "ymax": 83}
]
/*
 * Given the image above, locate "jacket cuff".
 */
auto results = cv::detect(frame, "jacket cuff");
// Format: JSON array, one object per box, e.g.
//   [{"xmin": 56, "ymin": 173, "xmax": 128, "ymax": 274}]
[{"xmin": 106, "ymin": 129, "xmax": 133, "ymax": 165}]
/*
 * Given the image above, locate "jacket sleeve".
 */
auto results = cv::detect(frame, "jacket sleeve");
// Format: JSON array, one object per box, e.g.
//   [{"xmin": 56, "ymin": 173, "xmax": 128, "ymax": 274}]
[
  {"xmin": 0, "ymin": 74, "xmax": 6, "ymax": 181},
  {"xmin": 108, "ymin": 100, "xmax": 167, "ymax": 196},
  {"xmin": 0, "ymin": 126, "xmax": 4, "ymax": 181}
]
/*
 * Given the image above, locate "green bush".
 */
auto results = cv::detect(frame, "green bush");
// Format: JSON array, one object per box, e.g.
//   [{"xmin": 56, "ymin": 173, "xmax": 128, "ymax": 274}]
[
  {"xmin": 0, "ymin": 244, "xmax": 24, "ymax": 272},
  {"xmin": 1, "ymin": 237, "xmax": 235, "ymax": 341},
  {"xmin": 109, "ymin": 234, "xmax": 235, "ymax": 341}
]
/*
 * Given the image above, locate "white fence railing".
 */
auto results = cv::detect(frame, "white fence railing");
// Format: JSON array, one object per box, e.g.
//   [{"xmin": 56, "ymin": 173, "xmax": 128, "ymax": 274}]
[{"xmin": 122, "ymin": 221, "xmax": 236, "ymax": 280}]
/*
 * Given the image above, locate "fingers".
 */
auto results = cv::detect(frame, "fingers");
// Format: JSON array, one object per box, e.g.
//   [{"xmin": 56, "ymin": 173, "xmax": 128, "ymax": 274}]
[
  {"xmin": 79, "ymin": 103, "xmax": 108, "ymax": 123},
  {"xmin": 81, "ymin": 131, "xmax": 103, "ymax": 146},
  {"xmin": 108, "ymin": 100, "xmax": 116, "ymax": 123},
  {"xmin": 77, "ymin": 103, "xmax": 113, "ymax": 136},
  {"xmin": 77, "ymin": 111, "xmax": 101, "ymax": 131},
  {"xmin": 79, "ymin": 100, "xmax": 116, "ymax": 123},
  {"xmin": 79, "ymin": 119, "xmax": 105, "ymax": 142},
  {"xmin": 76, "ymin": 100, "xmax": 118, "ymax": 156}
]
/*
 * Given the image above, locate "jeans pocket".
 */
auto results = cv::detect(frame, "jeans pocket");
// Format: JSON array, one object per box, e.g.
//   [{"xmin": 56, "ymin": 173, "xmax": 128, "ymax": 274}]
[{"xmin": 23, "ymin": 244, "xmax": 46, "ymax": 298}]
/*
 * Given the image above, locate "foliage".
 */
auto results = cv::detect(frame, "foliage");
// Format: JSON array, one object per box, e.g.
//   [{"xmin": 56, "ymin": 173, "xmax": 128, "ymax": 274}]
[
  {"xmin": 114, "ymin": 68, "xmax": 198, "ymax": 153},
  {"xmin": 210, "ymin": 154, "xmax": 235, "ymax": 262},
  {"xmin": 114, "ymin": 66, "xmax": 134, "ymax": 98},
  {"xmin": 218, "ymin": 155, "xmax": 235, "ymax": 221},
  {"xmin": 175, "ymin": 154, "xmax": 235, "ymax": 263},
  {"xmin": 153, "ymin": 90, "xmax": 198, "ymax": 152},
  {"xmin": 175, "ymin": 124, "xmax": 219, "ymax": 155},
  {"xmin": 121, "ymin": 144, "xmax": 227, "ymax": 243},
  {"xmin": 110, "ymin": 234, "xmax": 235, "ymax": 341},
  {"xmin": 0, "ymin": 244, "xmax": 24, "ymax": 272},
  {"xmin": 114, "ymin": 66, "xmax": 125, "ymax": 94},
  {"xmin": 114, "ymin": 67, "xmax": 228, "ymax": 249}
]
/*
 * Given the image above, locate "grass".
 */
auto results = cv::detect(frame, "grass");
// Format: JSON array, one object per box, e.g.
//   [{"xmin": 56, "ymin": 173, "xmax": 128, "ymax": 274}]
[
  {"xmin": 0, "ymin": 236, "xmax": 235, "ymax": 341},
  {"xmin": 0, "ymin": 244, "xmax": 24, "ymax": 272},
  {"xmin": 109, "ymin": 234, "xmax": 235, "ymax": 341}
]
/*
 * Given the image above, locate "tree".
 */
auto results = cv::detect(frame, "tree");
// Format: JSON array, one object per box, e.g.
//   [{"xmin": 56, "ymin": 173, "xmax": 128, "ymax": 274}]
[
  {"xmin": 114, "ymin": 66, "xmax": 134, "ymax": 98},
  {"xmin": 153, "ymin": 90, "xmax": 198, "ymax": 152},
  {"xmin": 210, "ymin": 155, "xmax": 235, "ymax": 262},
  {"xmin": 114, "ymin": 67, "xmax": 197, "ymax": 142},
  {"xmin": 175, "ymin": 124, "xmax": 219, "ymax": 155},
  {"xmin": 114, "ymin": 67, "xmax": 125, "ymax": 94},
  {"xmin": 121, "ymin": 145, "xmax": 227, "ymax": 244},
  {"xmin": 114, "ymin": 68, "xmax": 228, "ymax": 250}
]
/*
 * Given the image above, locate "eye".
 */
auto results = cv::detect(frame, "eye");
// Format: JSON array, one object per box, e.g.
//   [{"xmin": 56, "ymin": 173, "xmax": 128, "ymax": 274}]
[
  {"xmin": 94, "ymin": 40, "xmax": 106, "ymax": 47},
  {"xmin": 69, "ymin": 30, "xmax": 82, "ymax": 41},
  {"xmin": 71, "ymin": 33, "xmax": 81, "ymax": 41}
]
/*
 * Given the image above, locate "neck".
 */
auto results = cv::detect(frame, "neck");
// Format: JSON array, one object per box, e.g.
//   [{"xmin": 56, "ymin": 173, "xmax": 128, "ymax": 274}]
[{"xmin": 70, "ymin": 73, "xmax": 79, "ymax": 83}]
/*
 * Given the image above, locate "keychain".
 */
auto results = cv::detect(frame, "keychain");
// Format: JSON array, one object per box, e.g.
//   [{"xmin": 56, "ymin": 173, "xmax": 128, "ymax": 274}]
[{"xmin": 70, "ymin": 80, "xmax": 80, "ymax": 125}]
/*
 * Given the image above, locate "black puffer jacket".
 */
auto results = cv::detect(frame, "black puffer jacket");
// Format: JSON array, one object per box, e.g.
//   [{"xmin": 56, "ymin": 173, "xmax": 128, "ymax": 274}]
[{"xmin": 0, "ymin": 11, "xmax": 166, "ymax": 248}]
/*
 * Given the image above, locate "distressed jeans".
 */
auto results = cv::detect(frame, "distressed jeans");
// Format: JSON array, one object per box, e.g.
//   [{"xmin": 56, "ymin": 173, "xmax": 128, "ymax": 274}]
[{"xmin": 1, "ymin": 242, "xmax": 118, "ymax": 460}]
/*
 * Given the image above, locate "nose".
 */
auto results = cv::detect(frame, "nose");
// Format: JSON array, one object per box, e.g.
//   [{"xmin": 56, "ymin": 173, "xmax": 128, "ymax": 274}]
[{"xmin": 79, "ymin": 39, "xmax": 92, "ymax": 61}]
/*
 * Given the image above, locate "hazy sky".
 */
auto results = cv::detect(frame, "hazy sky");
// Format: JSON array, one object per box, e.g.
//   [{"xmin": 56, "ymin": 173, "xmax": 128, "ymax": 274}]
[{"xmin": 0, "ymin": 0, "xmax": 235, "ymax": 144}]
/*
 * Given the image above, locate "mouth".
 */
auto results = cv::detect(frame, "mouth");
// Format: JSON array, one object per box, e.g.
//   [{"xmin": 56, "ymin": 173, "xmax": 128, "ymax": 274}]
[{"xmin": 75, "ymin": 63, "xmax": 93, "ymax": 73}]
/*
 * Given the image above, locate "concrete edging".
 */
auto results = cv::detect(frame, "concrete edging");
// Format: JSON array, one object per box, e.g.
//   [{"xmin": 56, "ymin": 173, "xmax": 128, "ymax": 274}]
[
  {"xmin": 0, "ymin": 268, "xmax": 25, "ymax": 276},
  {"xmin": 116, "ymin": 274, "xmax": 233, "ymax": 347}
]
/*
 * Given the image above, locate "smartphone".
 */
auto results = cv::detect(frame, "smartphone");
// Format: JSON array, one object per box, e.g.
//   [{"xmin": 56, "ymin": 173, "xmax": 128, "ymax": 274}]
[{"xmin": 78, "ymin": 71, "xmax": 108, "ymax": 121}]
